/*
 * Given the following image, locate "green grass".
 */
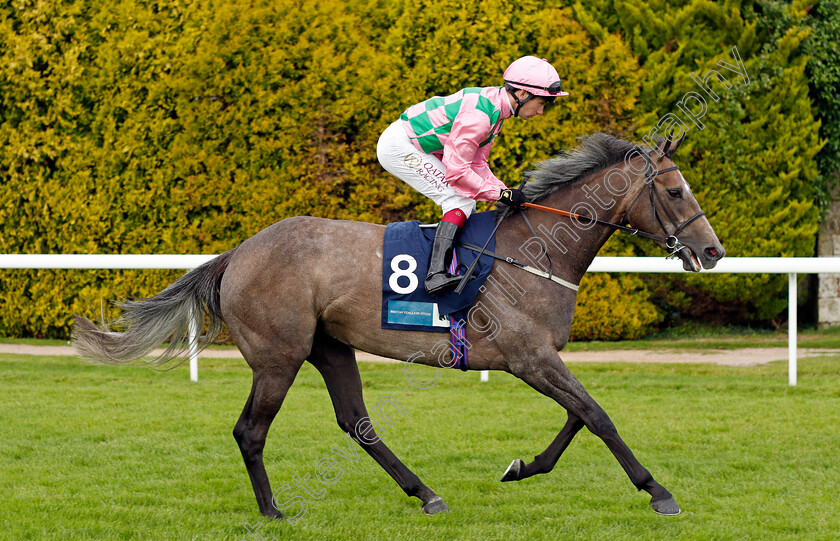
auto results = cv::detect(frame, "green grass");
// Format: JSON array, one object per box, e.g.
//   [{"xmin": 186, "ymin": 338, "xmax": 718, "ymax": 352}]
[
  {"xmin": 565, "ymin": 323, "xmax": 840, "ymax": 352},
  {"xmin": 0, "ymin": 336, "xmax": 241, "ymax": 350},
  {"xmin": 1, "ymin": 353, "xmax": 839, "ymax": 540},
  {"xmin": 0, "ymin": 336, "xmax": 71, "ymax": 346}
]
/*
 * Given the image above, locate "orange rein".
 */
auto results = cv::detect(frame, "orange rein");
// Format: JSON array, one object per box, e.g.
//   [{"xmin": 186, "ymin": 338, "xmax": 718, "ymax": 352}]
[{"xmin": 521, "ymin": 202, "xmax": 581, "ymax": 220}]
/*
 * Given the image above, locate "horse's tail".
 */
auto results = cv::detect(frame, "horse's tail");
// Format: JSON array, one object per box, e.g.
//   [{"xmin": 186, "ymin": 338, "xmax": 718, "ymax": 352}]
[{"xmin": 72, "ymin": 249, "xmax": 237, "ymax": 367}]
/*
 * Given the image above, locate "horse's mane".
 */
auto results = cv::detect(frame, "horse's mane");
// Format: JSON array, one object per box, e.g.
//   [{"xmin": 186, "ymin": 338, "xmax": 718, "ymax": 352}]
[{"xmin": 520, "ymin": 132, "xmax": 644, "ymax": 202}]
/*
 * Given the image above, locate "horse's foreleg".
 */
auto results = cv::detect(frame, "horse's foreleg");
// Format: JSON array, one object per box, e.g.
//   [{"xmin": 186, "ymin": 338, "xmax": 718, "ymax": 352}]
[
  {"xmin": 309, "ymin": 332, "xmax": 448, "ymax": 515},
  {"xmin": 511, "ymin": 352, "xmax": 680, "ymax": 515},
  {"xmin": 500, "ymin": 412, "xmax": 584, "ymax": 482}
]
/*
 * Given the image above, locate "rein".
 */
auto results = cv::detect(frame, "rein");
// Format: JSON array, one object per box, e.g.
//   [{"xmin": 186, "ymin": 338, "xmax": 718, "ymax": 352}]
[
  {"xmin": 454, "ymin": 150, "xmax": 705, "ymax": 293},
  {"xmin": 523, "ymin": 157, "xmax": 705, "ymax": 260}
]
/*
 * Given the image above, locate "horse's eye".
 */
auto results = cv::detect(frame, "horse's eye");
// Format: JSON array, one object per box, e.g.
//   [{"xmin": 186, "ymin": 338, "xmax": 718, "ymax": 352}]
[{"xmin": 667, "ymin": 189, "xmax": 682, "ymax": 199}]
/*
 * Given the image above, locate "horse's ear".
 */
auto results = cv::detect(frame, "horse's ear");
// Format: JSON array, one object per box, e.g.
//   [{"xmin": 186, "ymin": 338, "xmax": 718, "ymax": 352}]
[
  {"xmin": 655, "ymin": 133, "xmax": 686, "ymax": 160},
  {"xmin": 662, "ymin": 133, "xmax": 686, "ymax": 159},
  {"xmin": 661, "ymin": 139, "xmax": 672, "ymax": 157}
]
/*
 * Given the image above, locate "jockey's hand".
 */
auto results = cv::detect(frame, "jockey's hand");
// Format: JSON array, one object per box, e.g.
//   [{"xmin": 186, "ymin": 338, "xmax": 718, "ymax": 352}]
[{"xmin": 499, "ymin": 188, "xmax": 526, "ymax": 208}]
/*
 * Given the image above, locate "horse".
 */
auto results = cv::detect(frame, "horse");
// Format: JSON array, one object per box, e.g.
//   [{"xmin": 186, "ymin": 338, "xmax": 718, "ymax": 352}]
[{"xmin": 72, "ymin": 132, "xmax": 724, "ymax": 518}]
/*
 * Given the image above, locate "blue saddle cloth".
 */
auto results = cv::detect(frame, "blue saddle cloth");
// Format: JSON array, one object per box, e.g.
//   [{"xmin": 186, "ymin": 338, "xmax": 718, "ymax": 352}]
[{"xmin": 381, "ymin": 210, "xmax": 497, "ymax": 332}]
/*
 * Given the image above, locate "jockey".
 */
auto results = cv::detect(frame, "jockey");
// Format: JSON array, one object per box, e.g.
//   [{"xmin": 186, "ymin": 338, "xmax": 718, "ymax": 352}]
[{"xmin": 377, "ymin": 56, "xmax": 568, "ymax": 295}]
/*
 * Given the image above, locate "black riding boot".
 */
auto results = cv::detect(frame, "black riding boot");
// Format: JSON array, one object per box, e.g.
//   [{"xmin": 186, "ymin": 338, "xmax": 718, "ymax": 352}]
[{"xmin": 424, "ymin": 221, "xmax": 463, "ymax": 295}]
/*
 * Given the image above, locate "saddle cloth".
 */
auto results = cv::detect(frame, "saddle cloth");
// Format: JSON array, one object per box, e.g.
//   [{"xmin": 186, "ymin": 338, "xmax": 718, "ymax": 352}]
[{"xmin": 381, "ymin": 210, "xmax": 497, "ymax": 332}]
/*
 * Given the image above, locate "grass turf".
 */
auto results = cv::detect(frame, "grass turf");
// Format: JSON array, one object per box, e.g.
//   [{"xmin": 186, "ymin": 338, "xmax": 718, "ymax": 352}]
[
  {"xmin": 1, "ymin": 353, "xmax": 838, "ymax": 540},
  {"xmin": 564, "ymin": 324, "xmax": 840, "ymax": 352}
]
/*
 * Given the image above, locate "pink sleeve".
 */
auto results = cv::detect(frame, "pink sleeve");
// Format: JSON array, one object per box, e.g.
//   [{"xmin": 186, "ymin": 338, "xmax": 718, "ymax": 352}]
[
  {"xmin": 470, "ymin": 143, "xmax": 508, "ymax": 198},
  {"xmin": 441, "ymin": 111, "xmax": 508, "ymax": 201}
]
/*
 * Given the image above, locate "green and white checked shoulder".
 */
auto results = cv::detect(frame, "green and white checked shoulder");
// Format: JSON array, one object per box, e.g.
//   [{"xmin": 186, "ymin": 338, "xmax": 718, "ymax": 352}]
[{"xmin": 400, "ymin": 86, "xmax": 507, "ymax": 154}]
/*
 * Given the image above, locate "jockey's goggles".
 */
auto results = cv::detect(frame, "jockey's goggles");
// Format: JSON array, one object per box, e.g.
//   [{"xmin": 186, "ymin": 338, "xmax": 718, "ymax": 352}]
[
  {"xmin": 520, "ymin": 81, "xmax": 563, "ymax": 96},
  {"xmin": 506, "ymin": 80, "xmax": 565, "ymax": 95},
  {"xmin": 504, "ymin": 78, "xmax": 566, "ymax": 116}
]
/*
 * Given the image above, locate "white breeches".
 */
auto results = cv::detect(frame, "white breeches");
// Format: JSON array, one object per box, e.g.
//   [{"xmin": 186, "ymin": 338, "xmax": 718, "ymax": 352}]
[{"xmin": 377, "ymin": 120, "xmax": 476, "ymax": 217}]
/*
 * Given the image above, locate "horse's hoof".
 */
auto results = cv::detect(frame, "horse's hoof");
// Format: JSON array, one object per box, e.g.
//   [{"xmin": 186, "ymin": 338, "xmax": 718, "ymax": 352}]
[
  {"xmin": 260, "ymin": 509, "xmax": 285, "ymax": 520},
  {"xmin": 500, "ymin": 459, "xmax": 523, "ymax": 482},
  {"xmin": 650, "ymin": 496, "xmax": 681, "ymax": 516},
  {"xmin": 422, "ymin": 496, "xmax": 450, "ymax": 515}
]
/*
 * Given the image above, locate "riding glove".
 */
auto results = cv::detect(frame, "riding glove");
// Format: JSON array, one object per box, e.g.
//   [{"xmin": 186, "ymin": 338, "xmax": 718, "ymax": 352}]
[{"xmin": 499, "ymin": 188, "xmax": 526, "ymax": 207}]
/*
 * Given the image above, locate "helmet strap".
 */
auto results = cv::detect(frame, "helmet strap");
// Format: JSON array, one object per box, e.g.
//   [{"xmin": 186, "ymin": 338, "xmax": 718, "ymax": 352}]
[{"xmin": 505, "ymin": 85, "xmax": 534, "ymax": 118}]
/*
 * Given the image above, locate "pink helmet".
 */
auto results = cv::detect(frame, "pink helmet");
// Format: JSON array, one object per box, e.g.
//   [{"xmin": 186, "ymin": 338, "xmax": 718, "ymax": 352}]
[{"xmin": 503, "ymin": 56, "xmax": 568, "ymax": 98}]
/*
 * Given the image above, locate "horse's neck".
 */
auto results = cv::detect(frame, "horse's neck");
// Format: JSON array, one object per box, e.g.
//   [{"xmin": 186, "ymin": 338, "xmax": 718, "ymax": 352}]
[{"xmin": 515, "ymin": 171, "xmax": 640, "ymax": 284}]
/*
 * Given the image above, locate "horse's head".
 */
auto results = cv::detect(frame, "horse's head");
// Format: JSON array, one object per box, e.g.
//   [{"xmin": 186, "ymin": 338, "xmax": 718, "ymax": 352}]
[{"xmin": 624, "ymin": 137, "xmax": 725, "ymax": 271}]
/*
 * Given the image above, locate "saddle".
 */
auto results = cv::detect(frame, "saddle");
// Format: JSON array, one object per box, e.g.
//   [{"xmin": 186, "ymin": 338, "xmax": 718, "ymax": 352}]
[{"xmin": 380, "ymin": 211, "xmax": 497, "ymax": 333}]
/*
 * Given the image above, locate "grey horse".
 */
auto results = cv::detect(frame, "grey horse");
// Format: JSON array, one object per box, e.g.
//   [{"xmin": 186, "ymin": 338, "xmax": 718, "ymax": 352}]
[{"xmin": 73, "ymin": 133, "xmax": 724, "ymax": 518}]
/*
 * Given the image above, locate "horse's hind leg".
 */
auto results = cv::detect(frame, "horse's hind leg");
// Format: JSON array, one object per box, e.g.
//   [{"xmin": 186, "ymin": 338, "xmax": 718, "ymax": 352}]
[
  {"xmin": 233, "ymin": 359, "xmax": 305, "ymax": 518},
  {"xmin": 501, "ymin": 412, "xmax": 584, "ymax": 482},
  {"xmin": 308, "ymin": 331, "xmax": 449, "ymax": 515}
]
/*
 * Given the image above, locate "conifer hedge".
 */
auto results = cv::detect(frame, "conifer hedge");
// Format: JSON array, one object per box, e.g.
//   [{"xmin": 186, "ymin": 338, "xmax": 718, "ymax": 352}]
[{"xmin": 0, "ymin": 0, "xmax": 832, "ymax": 339}]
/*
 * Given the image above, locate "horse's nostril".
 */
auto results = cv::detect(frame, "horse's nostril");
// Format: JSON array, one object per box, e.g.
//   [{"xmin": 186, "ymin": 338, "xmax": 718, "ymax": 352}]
[{"xmin": 705, "ymin": 247, "xmax": 720, "ymax": 259}]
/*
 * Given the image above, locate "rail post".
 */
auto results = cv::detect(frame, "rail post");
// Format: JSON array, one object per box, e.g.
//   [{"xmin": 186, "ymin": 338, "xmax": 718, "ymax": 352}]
[
  {"xmin": 189, "ymin": 307, "xmax": 199, "ymax": 382},
  {"xmin": 789, "ymin": 273, "xmax": 797, "ymax": 386}
]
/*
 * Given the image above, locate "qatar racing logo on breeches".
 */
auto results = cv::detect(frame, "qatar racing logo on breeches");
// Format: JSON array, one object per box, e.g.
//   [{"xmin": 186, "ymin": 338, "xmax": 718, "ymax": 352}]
[{"xmin": 403, "ymin": 153, "xmax": 448, "ymax": 193}]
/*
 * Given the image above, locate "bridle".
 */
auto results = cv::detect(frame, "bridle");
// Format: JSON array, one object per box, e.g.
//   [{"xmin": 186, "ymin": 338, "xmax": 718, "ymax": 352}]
[
  {"xmin": 522, "ymin": 150, "xmax": 705, "ymax": 259},
  {"xmin": 455, "ymin": 149, "xmax": 706, "ymax": 293},
  {"xmin": 615, "ymin": 151, "xmax": 706, "ymax": 257}
]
